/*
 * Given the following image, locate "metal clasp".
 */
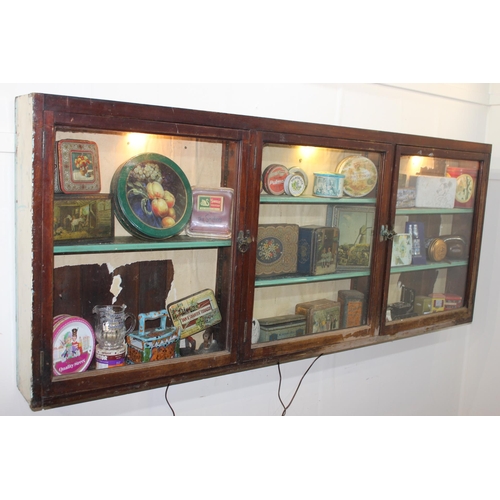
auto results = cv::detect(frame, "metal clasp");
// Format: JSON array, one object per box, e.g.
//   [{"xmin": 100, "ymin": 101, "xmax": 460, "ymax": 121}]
[
  {"xmin": 237, "ymin": 230, "xmax": 252, "ymax": 253},
  {"xmin": 380, "ymin": 225, "xmax": 397, "ymax": 241}
]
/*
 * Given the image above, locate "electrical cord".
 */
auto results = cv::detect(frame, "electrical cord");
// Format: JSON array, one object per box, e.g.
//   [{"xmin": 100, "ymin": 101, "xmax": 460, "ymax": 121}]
[
  {"xmin": 277, "ymin": 354, "xmax": 323, "ymax": 416},
  {"xmin": 165, "ymin": 384, "xmax": 176, "ymax": 416},
  {"xmin": 165, "ymin": 354, "xmax": 323, "ymax": 416}
]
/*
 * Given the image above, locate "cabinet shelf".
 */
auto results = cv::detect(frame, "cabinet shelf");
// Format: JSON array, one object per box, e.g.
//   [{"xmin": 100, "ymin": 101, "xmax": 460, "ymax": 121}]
[
  {"xmin": 396, "ymin": 207, "xmax": 473, "ymax": 215},
  {"xmin": 260, "ymin": 195, "xmax": 376, "ymax": 204},
  {"xmin": 255, "ymin": 270, "xmax": 370, "ymax": 288},
  {"xmin": 390, "ymin": 260, "xmax": 468, "ymax": 274},
  {"xmin": 54, "ymin": 235, "xmax": 232, "ymax": 255}
]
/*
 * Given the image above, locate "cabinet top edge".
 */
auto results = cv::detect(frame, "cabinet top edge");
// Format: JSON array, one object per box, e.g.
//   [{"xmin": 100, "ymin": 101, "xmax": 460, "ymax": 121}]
[{"xmin": 16, "ymin": 92, "xmax": 493, "ymax": 153}]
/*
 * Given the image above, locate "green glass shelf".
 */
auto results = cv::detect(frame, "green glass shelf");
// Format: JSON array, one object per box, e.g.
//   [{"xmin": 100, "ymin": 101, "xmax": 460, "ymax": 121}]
[
  {"xmin": 54, "ymin": 235, "xmax": 232, "ymax": 254},
  {"xmin": 396, "ymin": 207, "xmax": 473, "ymax": 215},
  {"xmin": 255, "ymin": 270, "xmax": 370, "ymax": 288},
  {"xmin": 260, "ymin": 195, "xmax": 376, "ymax": 204},
  {"xmin": 390, "ymin": 260, "xmax": 468, "ymax": 274}
]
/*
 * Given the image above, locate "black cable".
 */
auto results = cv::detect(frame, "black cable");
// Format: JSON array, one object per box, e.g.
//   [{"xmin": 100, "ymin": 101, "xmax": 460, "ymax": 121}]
[
  {"xmin": 165, "ymin": 384, "xmax": 176, "ymax": 416},
  {"xmin": 277, "ymin": 354, "xmax": 323, "ymax": 416}
]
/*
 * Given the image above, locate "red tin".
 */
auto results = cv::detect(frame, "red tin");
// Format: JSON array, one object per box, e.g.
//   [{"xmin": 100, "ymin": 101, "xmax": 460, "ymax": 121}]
[{"xmin": 262, "ymin": 164, "xmax": 289, "ymax": 195}]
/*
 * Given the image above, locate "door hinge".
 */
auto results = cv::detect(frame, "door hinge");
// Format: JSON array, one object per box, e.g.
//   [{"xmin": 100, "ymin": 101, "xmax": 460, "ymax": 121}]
[
  {"xmin": 40, "ymin": 351, "xmax": 44, "ymax": 376},
  {"xmin": 243, "ymin": 321, "xmax": 248, "ymax": 343}
]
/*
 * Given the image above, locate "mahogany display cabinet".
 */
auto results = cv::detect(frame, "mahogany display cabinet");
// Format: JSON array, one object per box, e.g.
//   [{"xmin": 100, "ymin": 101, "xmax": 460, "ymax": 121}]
[{"xmin": 15, "ymin": 93, "xmax": 491, "ymax": 410}]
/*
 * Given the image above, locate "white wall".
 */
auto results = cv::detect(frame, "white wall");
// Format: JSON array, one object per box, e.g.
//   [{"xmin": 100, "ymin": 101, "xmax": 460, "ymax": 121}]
[{"xmin": 1, "ymin": 83, "xmax": 498, "ymax": 416}]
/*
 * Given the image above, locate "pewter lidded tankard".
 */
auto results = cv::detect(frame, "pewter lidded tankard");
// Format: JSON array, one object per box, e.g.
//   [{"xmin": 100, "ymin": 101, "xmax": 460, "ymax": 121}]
[{"xmin": 92, "ymin": 304, "xmax": 136, "ymax": 347}]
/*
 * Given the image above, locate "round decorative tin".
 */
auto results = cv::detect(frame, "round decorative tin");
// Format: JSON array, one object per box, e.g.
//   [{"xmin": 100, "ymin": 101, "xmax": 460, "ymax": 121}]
[
  {"xmin": 426, "ymin": 238, "xmax": 447, "ymax": 262},
  {"xmin": 289, "ymin": 167, "xmax": 309, "ymax": 189},
  {"xmin": 312, "ymin": 172, "xmax": 345, "ymax": 198},
  {"xmin": 111, "ymin": 153, "xmax": 192, "ymax": 240},
  {"xmin": 262, "ymin": 164, "xmax": 289, "ymax": 195},
  {"xmin": 335, "ymin": 155, "xmax": 378, "ymax": 197},
  {"xmin": 284, "ymin": 173, "xmax": 306, "ymax": 196},
  {"xmin": 53, "ymin": 316, "xmax": 95, "ymax": 376}
]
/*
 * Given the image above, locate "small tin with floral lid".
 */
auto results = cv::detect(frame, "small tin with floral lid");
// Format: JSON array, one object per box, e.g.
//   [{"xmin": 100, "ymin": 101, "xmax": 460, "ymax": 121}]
[{"xmin": 284, "ymin": 173, "xmax": 306, "ymax": 197}]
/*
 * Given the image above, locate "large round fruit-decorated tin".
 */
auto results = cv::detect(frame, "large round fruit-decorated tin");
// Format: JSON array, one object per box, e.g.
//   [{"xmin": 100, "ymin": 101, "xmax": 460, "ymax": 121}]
[
  {"xmin": 53, "ymin": 316, "xmax": 95, "ymax": 376},
  {"xmin": 111, "ymin": 153, "xmax": 193, "ymax": 240}
]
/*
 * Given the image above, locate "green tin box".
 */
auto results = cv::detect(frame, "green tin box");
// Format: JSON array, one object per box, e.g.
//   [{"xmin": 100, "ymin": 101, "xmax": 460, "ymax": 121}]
[{"xmin": 258, "ymin": 314, "xmax": 306, "ymax": 343}]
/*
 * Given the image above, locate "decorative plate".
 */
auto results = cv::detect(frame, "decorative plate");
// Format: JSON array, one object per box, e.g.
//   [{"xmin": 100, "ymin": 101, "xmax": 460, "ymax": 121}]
[
  {"xmin": 111, "ymin": 153, "xmax": 192, "ymax": 240},
  {"xmin": 335, "ymin": 155, "xmax": 378, "ymax": 197},
  {"xmin": 53, "ymin": 316, "xmax": 95, "ymax": 376}
]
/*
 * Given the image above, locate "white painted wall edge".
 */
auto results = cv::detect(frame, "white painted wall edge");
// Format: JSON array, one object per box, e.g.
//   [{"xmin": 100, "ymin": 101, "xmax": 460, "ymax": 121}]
[{"xmin": 379, "ymin": 83, "xmax": 492, "ymax": 106}]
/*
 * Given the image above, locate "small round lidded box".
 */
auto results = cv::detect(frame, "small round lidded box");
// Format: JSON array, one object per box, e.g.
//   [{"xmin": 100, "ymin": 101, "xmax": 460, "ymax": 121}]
[{"xmin": 312, "ymin": 172, "xmax": 345, "ymax": 198}]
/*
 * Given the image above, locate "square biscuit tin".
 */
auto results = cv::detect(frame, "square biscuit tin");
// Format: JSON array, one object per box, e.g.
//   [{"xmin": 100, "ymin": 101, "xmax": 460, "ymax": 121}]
[
  {"xmin": 295, "ymin": 299, "xmax": 341, "ymax": 335},
  {"xmin": 297, "ymin": 226, "xmax": 339, "ymax": 275},
  {"xmin": 256, "ymin": 224, "xmax": 299, "ymax": 277}
]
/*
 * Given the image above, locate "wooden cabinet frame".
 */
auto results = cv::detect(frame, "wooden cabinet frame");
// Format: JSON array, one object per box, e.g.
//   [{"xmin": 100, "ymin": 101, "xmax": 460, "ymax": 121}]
[{"xmin": 15, "ymin": 93, "xmax": 491, "ymax": 410}]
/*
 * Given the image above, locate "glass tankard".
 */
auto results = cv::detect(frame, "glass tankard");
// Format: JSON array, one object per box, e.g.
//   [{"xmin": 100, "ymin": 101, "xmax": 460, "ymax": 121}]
[{"xmin": 92, "ymin": 304, "xmax": 136, "ymax": 347}]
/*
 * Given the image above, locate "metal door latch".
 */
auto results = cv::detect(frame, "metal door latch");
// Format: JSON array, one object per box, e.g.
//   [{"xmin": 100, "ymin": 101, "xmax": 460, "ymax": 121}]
[
  {"xmin": 380, "ymin": 225, "xmax": 397, "ymax": 241},
  {"xmin": 237, "ymin": 230, "xmax": 252, "ymax": 253}
]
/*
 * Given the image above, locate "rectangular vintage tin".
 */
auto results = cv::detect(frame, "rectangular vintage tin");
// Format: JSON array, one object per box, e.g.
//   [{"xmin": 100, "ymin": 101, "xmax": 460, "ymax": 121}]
[
  {"xmin": 429, "ymin": 293, "xmax": 446, "ymax": 313},
  {"xmin": 167, "ymin": 288, "xmax": 222, "ymax": 339},
  {"xmin": 413, "ymin": 295, "xmax": 433, "ymax": 315},
  {"xmin": 396, "ymin": 187, "xmax": 416, "ymax": 208},
  {"xmin": 444, "ymin": 294, "xmax": 463, "ymax": 310},
  {"xmin": 55, "ymin": 139, "xmax": 101, "ymax": 194},
  {"xmin": 258, "ymin": 314, "xmax": 306, "ymax": 343},
  {"xmin": 297, "ymin": 226, "xmax": 339, "ymax": 275},
  {"xmin": 186, "ymin": 187, "xmax": 234, "ymax": 239},
  {"xmin": 126, "ymin": 309, "xmax": 180, "ymax": 364},
  {"xmin": 411, "ymin": 175, "xmax": 457, "ymax": 209},
  {"xmin": 54, "ymin": 194, "xmax": 114, "ymax": 242},
  {"xmin": 338, "ymin": 290, "xmax": 366, "ymax": 328},
  {"xmin": 255, "ymin": 224, "xmax": 299, "ymax": 277},
  {"xmin": 295, "ymin": 299, "xmax": 341, "ymax": 334}
]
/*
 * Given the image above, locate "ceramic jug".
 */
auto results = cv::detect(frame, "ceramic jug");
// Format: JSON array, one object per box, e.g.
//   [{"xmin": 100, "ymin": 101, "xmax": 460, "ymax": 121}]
[{"xmin": 92, "ymin": 304, "xmax": 136, "ymax": 347}]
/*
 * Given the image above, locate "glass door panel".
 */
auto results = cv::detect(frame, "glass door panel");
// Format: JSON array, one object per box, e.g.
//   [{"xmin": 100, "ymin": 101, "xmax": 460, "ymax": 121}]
[
  {"xmin": 52, "ymin": 127, "xmax": 238, "ymax": 376},
  {"xmin": 386, "ymin": 153, "xmax": 478, "ymax": 323},
  {"xmin": 251, "ymin": 142, "xmax": 381, "ymax": 347}
]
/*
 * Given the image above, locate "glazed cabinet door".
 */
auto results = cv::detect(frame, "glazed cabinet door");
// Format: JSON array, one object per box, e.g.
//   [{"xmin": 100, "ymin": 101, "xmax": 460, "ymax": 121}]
[
  {"xmin": 16, "ymin": 94, "xmax": 248, "ymax": 409},
  {"xmin": 243, "ymin": 131, "xmax": 394, "ymax": 361},
  {"xmin": 381, "ymin": 145, "xmax": 490, "ymax": 337}
]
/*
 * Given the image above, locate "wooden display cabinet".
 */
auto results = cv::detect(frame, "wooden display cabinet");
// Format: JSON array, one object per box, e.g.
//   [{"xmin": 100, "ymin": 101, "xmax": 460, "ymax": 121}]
[{"xmin": 15, "ymin": 93, "xmax": 491, "ymax": 410}]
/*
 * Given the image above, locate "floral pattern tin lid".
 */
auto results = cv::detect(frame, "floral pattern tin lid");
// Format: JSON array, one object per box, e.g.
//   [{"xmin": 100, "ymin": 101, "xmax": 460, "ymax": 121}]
[
  {"xmin": 336, "ymin": 155, "xmax": 378, "ymax": 197},
  {"xmin": 111, "ymin": 153, "xmax": 192, "ymax": 240}
]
